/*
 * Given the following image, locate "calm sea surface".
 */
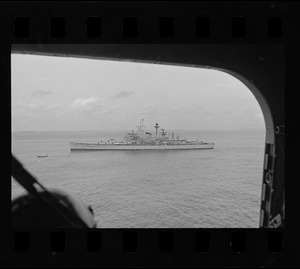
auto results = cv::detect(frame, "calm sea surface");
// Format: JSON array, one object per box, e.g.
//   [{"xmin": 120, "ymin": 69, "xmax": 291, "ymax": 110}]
[{"xmin": 12, "ymin": 129, "xmax": 265, "ymax": 228}]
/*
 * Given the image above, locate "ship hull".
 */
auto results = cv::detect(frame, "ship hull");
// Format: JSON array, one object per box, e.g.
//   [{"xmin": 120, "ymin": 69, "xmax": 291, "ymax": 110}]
[{"xmin": 70, "ymin": 142, "xmax": 214, "ymax": 151}]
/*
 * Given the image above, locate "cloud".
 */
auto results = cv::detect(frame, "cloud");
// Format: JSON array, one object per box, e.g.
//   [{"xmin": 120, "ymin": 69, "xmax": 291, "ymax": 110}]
[
  {"xmin": 31, "ymin": 89, "xmax": 54, "ymax": 99},
  {"xmin": 169, "ymin": 106, "xmax": 201, "ymax": 116},
  {"xmin": 69, "ymin": 97, "xmax": 104, "ymax": 113},
  {"xmin": 141, "ymin": 104, "xmax": 156, "ymax": 114},
  {"xmin": 130, "ymin": 104, "xmax": 156, "ymax": 116},
  {"xmin": 67, "ymin": 98, "xmax": 125, "ymax": 119},
  {"xmin": 112, "ymin": 90, "xmax": 134, "ymax": 99},
  {"xmin": 26, "ymin": 103, "xmax": 60, "ymax": 114},
  {"xmin": 102, "ymin": 105, "xmax": 121, "ymax": 116},
  {"xmin": 65, "ymin": 97, "xmax": 105, "ymax": 116},
  {"xmin": 12, "ymin": 100, "xmax": 61, "ymax": 117}
]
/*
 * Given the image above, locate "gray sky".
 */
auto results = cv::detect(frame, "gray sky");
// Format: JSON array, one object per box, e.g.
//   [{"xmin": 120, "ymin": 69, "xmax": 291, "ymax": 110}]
[{"xmin": 12, "ymin": 53, "xmax": 265, "ymax": 132}]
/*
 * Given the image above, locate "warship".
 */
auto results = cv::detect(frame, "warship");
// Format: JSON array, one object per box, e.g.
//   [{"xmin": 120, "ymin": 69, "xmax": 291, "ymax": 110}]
[{"xmin": 70, "ymin": 120, "xmax": 214, "ymax": 151}]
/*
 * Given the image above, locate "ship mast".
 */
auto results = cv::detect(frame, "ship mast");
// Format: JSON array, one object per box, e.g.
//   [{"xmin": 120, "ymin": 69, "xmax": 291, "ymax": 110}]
[
  {"xmin": 141, "ymin": 119, "xmax": 145, "ymax": 138},
  {"xmin": 160, "ymin": 128, "xmax": 167, "ymax": 139},
  {"xmin": 137, "ymin": 119, "xmax": 145, "ymax": 138}
]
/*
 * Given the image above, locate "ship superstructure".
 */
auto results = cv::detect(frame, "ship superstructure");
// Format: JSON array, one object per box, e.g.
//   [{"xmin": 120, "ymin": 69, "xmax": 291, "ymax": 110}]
[{"xmin": 70, "ymin": 119, "xmax": 214, "ymax": 151}]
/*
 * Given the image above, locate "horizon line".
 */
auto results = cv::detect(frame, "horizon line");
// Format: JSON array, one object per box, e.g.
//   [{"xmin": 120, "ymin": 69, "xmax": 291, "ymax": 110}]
[{"xmin": 12, "ymin": 127, "xmax": 266, "ymax": 133}]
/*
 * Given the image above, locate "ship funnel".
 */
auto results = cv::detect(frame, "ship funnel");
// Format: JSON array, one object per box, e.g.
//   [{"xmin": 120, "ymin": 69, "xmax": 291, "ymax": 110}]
[{"xmin": 154, "ymin": 123, "xmax": 160, "ymax": 137}]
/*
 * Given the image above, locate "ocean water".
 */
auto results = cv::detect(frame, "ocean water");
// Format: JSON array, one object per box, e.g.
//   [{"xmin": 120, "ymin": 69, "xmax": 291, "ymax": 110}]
[{"xmin": 12, "ymin": 129, "xmax": 265, "ymax": 228}]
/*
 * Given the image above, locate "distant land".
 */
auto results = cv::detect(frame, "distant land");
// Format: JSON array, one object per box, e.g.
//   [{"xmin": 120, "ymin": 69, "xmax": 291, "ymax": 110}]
[{"xmin": 12, "ymin": 128, "xmax": 265, "ymax": 134}]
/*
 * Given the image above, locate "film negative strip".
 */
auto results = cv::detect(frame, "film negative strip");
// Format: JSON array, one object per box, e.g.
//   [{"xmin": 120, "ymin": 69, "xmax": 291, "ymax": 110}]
[{"xmin": 0, "ymin": 1, "xmax": 296, "ymax": 267}]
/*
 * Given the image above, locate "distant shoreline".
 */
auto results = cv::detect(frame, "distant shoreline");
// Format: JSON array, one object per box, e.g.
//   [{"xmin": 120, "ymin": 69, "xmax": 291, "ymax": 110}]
[{"xmin": 12, "ymin": 128, "xmax": 265, "ymax": 134}]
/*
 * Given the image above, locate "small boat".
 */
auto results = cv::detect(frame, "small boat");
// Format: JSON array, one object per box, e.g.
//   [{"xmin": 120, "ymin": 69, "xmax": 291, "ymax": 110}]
[{"xmin": 37, "ymin": 154, "xmax": 48, "ymax": 158}]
